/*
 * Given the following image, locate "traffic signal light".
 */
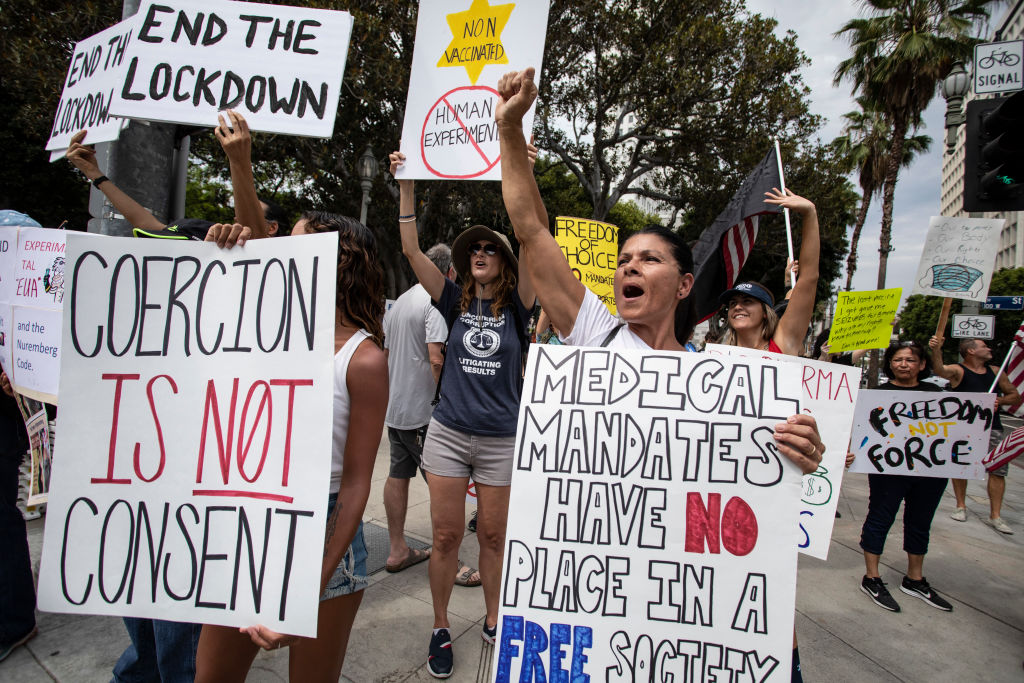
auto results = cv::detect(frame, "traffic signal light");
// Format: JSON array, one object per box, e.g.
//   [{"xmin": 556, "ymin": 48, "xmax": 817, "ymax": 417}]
[{"xmin": 963, "ymin": 90, "xmax": 1024, "ymax": 213}]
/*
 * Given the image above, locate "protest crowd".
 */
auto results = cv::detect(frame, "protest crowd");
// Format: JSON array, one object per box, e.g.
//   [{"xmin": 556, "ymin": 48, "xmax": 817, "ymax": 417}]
[{"xmin": 2, "ymin": 3, "xmax": 1022, "ymax": 683}]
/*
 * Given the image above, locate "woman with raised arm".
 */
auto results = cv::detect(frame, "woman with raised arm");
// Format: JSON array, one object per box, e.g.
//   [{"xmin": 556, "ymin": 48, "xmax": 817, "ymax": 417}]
[
  {"xmin": 388, "ymin": 153, "xmax": 536, "ymax": 679},
  {"xmin": 496, "ymin": 66, "xmax": 825, "ymax": 683},
  {"xmin": 195, "ymin": 213, "xmax": 388, "ymax": 683}
]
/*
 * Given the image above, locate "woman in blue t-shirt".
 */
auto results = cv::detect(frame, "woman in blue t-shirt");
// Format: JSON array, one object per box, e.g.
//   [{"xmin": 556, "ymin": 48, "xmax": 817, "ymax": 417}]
[{"xmin": 390, "ymin": 152, "xmax": 536, "ymax": 678}]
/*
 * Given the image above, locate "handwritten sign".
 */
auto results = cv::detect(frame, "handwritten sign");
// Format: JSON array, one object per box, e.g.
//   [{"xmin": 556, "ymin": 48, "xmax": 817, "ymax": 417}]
[
  {"xmin": 554, "ymin": 216, "xmax": 617, "ymax": 315},
  {"xmin": 46, "ymin": 19, "xmax": 135, "ymax": 155},
  {"xmin": 0, "ymin": 226, "xmax": 16, "ymax": 378},
  {"xmin": 494, "ymin": 345, "xmax": 803, "ymax": 681},
  {"xmin": 25, "ymin": 407, "xmax": 52, "ymax": 505},
  {"xmin": 849, "ymin": 389, "xmax": 993, "ymax": 479},
  {"xmin": 951, "ymin": 314, "xmax": 995, "ymax": 340},
  {"xmin": 110, "ymin": 1, "xmax": 353, "ymax": 138},
  {"xmin": 37, "ymin": 232, "xmax": 338, "ymax": 636},
  {"xmin": 706, "ymin": 345, "xmax": 860, "ymax": 560},
  {"xmin": 396, "ymin": 0, "xmax": 549, "ymax": 180},
  {"xmin": 912, "ymin": 217, "xmax": 1004, "ymax": 302},
  {"xmin": 827, "ymin": 288, "xmax": 901, "ymax": 353}
]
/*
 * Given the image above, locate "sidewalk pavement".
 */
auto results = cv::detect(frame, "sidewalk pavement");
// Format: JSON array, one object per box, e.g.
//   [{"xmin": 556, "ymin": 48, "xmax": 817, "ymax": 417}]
[{"xmin": 3, "ymin": 438, "xmax": 1022, "ymax": 682}]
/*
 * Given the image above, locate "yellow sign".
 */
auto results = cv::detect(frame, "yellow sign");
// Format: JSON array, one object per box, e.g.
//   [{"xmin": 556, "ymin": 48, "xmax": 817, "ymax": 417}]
[
  {"xmin": 827, "ymin": 288, "xmax": 903, "ymax": 353},
  {"xmin": 554, "ymin": 216, "xmax": 618, "ymax": 315},
  {"xmin": 438, "ymin": 0, "xmax": 514, "ymax": 84}
]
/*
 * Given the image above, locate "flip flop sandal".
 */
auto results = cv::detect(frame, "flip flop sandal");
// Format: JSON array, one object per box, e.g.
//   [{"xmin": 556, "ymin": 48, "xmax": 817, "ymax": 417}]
[
  {"xmin": 454, "ymin": 561, "xmax": 482, "ymax": 587},
  {"xmin": 385, "ymin": 547, "xmax": 431, "ymax": 573}
]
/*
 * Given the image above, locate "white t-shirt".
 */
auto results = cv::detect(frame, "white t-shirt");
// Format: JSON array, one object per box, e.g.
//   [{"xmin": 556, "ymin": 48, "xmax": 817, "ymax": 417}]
[
  {"xmin": 562, "ymin": 288, "xmax": 652, "ymax": 349},
  {"xmin": 383, "ymin": 284, "xmax": 448, "ymax": 429},
  {"xmin": 331, "ymin": 329, "xmax": 372, "ymax": 494}
]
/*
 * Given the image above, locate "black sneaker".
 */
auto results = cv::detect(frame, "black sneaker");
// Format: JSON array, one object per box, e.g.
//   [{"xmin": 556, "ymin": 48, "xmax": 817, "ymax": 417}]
[
  {"xmin": 427, "ymin": 629, "xmax": 453, "ymax": 679},
  {"xmin": 900, "ymin": 576, "xmax": 953, "ymax": 611},
  {"xmin": 482, "ymin": 620, "xmax": 497, "ymax": 644},
  {"xmin": 861, "ymin": 575, "xmax": 901, "ymax": 612}
]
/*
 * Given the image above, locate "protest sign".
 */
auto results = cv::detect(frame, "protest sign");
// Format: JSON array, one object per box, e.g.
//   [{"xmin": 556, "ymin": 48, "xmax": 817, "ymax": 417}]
[
  {"xmin": 25, "ymin": 407, "xmax": 52, "ymax": 505},
  {"xmin": 46, "ymin": 19, "xmax": 136, "ymax": 154},
  {"xmin": 827, "ymin": 288, "xmax": 901, "ymax": 353},
  {"xmin": 110, "ymin": 1, "xmax": 353, "ymax": 138},
  {"xmin": 495, "ymin": 345, "xmax": 804, "ymax": 681},
  {"xmin": 706, "ymin": 344, "xmax": 860, "ymax": 560},
  {"xmin": 396, "ymin": 0, "xmax": 549, "ymax": 180},
  {"xmin": 14, "ymin": 227, "xmax": 66, "ymax": 308},
  {"xmin": 0, "ymin": 305, "xmax": 12, "ymax": 381},
  {"xmin": 849, "ymin": 389, "xmax": 993, "ymax": 479},
  {"xmin": 0, "ymin": 226, "xmax": 16, "ymax": 378},
  {"xmin": 554, "ymin": 216, "xmax": 617, "ymax": 315},
  {"xmin": 38, "ymin": 231, "xmax": 338, "ymax": 636},
  {"xmin": 912, "ymin": 216, "xmax": 1004, "ymax": 302},
  {"xmin": 11, "ymin": 307, "xmax": 62, "ymax": 404}
]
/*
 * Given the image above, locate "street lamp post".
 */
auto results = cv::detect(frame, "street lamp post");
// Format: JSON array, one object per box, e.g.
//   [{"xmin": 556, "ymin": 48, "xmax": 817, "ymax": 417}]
[
  {"xmin": 941, "ymin": 61, "xmax": 969, "ymax": 155},
  {"xmin": 358, "ymin": 147, "xmax": 379, "ymax": 226}
]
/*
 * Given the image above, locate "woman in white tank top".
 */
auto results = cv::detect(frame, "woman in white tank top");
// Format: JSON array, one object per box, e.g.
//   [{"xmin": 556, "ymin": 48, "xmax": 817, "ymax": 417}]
[{"xmin": 197, "ymin": 213, "xmax": 388, "ymax": 682}]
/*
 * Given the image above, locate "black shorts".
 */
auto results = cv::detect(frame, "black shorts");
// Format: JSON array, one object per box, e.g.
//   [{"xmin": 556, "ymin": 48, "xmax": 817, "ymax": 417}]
[{"xmin": 388, "ymin": 425, "xmax": 428, "ymax": 479}]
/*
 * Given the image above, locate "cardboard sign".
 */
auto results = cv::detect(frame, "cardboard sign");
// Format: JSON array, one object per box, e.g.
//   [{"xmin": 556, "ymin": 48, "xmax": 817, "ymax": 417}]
[
  {"xmin": 25, "ymin": 407, "xmax": 52, "ymax": 505},
  {"xmin": 849, "ymin": 389, "xmax": 994, "ymax": 479},
  {"xmin": 554, "ymin": 216, "xmax": 617, "ymax": 315},
  {"xmin": 110, "ymin": 1, "xmax": 353, "ymax": 138},
  {"xmin": 951, "ymin": 314, "xmax": 995, "ymax": 340},
  {"xmin": 495, "ymin": 345, "xmax": 804, "ymax": 681},
  {"xmin": 827, "ymin": 288, "xmax": 901, "ymax": 353},
  {"xmin": 396, "ymin": 0, "xmax": 549, "ymax": 180},
  {"xmin": 912, "ymin": 217, "xmax": 1004, "ymax": 302},
  {"xmin": 46, "ymin": 19, "xmax": 136, "ymax": 154},
  {"xmin": 706, "ymin": 345, "xmax": 860, "ymax": 560},
  {"xmin": 38, "ymin": 232, "xmax": 338, "ymax": 637}
]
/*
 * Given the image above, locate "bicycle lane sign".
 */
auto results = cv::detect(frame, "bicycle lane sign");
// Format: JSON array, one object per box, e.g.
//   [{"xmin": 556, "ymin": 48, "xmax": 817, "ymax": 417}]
[
  {"xmin": 974, "ymin": 40, "xmax": 1023, "ymax": 95},
  {"xmin": 952, "ymin": 314, "xmax": 995, "ymax": 339}
]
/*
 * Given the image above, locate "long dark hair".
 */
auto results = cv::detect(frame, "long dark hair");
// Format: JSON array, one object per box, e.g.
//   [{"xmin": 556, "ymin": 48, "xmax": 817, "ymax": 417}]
[
  {"xmin": 458, "ymin": 254, "xmax": 517, "ymax": 319},
  {"xmin": 631, "ymin": 225, "xmax": 696, "ymax": 346},
  {"xmin": 298, "ymin": 211, "xmax": 385, "ymax": 348}
]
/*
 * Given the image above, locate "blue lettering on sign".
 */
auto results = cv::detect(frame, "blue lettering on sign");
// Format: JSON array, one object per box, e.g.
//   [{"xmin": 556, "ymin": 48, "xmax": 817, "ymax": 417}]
[{"xmin": 497, "ymin": 615, "xmax": 593, "ymax": 683}]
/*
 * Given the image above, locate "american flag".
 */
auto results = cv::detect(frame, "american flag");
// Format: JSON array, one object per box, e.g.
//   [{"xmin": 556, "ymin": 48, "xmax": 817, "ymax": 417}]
[
  {"xmin": 691, "ymin": 147, "xmax": 783, "ymax": 322},
  {"xmin": 984, "ymin": 425, "xmax": 1024, "ymax": 472},
  {"xmin": 1001, "ymin": 320, "xmax": 1024, "ymax": 417}
]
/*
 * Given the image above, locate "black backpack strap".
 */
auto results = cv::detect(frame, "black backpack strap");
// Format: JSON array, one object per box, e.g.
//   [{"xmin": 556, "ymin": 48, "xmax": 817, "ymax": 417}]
[
  {"xmin": 600, "ymin": 324, "xmax": 625, "ymax": 347},
  {"xmin": 431, "ymin": 302, "xmax": 461, "ymax": 407}
]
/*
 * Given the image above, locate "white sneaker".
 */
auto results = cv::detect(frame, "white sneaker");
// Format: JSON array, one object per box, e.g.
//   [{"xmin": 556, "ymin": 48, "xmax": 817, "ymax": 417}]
[
  {"xmin": 987, "ymin": 517, "xmax": 1013, "ymax": 535},
  {"xmin": 950, "ymin": 507, "xmax": 967, "ymax": 522}
]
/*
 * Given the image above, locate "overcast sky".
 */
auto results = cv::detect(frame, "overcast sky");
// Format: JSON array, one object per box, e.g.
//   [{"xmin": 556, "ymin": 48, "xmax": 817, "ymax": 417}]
[{"xmin": 745, "ymin": 0, "xmax": 997, "ymax": 305}]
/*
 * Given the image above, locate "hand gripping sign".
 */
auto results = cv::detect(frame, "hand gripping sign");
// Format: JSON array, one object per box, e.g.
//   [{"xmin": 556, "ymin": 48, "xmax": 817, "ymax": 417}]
[{"xmin": 397, "ymin": 0, "xmax": 550, "ymax": 181}]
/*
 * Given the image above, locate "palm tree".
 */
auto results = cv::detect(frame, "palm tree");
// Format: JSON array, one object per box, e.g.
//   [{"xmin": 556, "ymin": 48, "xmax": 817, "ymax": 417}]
[
  {"xmin": 834, "ymin": 0, "xmax": 994, "ymax": 291},
  {"xmin": 832, "ymin": 96, "xmax": 931, "ymax": 291}
]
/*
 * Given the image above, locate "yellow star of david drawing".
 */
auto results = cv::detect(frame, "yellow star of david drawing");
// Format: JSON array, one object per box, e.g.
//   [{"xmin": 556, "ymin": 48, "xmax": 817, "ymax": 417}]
[{"xmin": 437, "ymin": 0, "xmax": 515, "ymax": 84}]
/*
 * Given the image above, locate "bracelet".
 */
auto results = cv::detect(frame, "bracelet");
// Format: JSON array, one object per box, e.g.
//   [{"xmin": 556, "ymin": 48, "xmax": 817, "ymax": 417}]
[
  {"xmin": 398, "ymin": 216, "xmax": 417, "ymax": 223},
  {"xmin": 92, "ymin": 175, "xmax": 109, "ymax": 188},
  {"xmin": 398, "ymin": 213, "xmax": 416, "ymax": 220}
]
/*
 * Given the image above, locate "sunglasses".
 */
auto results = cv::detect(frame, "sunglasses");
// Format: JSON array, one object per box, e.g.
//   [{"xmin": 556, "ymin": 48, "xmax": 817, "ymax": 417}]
[{"xmin": 468, "ymin": 243, "xmax": 499, "ymax": 256}]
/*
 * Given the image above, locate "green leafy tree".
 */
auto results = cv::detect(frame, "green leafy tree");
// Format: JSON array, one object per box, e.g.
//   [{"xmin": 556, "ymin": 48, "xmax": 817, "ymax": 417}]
[{"xmin": 832, "ymin": 96, "xmax": 930, "ymax": 290}]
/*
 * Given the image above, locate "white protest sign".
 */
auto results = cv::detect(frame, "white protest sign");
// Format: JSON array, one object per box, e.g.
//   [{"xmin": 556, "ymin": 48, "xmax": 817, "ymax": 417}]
[
  {"xmin": 14, "ymin": 228, "xmax": 67, "ymax": 308},
  {"xmin": 912, "ymin": 216, "xmax": 1004, "ymax": 302},
  {"xmin": 38, "ymin": 232, "xmax": 338, "ymax": 637},
  {"xmin": 111, "ymin": 1, "xmax": 353, "ymax": 138},
  {"xmin": 951, "ymin": 314, "xmax": 995, "ymax": 340},
  {"xmin": 849, "ymin": 389, "xmax": 993, "ymax": 480},
  {"xmin": 396, "ymin": 0, "xmax": 549, "ymax": 181},
  {"xmin": 11, "ymin": 307, "xmax": 62, "ymax": 404},
  {"xmin": 974, "ymin": 40, "xmax": 1023, "ymax": 95},
  {"xmin": 46, "ymin": 19, "xmax": 137, "ymax": 154},
  {"xmin": 706, "ymin": 344, "xmax": 860, "ymax": 560},
  {"xmin": 495, "ymin": 345, "xmax": 804, "ymax": 681},
  {"xmin": 0, "ymin": 227, "xmax": 16, "ymax": 378}
]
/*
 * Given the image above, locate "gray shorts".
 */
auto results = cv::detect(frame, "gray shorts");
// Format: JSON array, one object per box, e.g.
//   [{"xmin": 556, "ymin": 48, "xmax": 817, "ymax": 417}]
[
  {"xmin": 990, "ymin": 429, "xmax": 1008, "ymax": 478},
  {"xmin": 420, "ymin": 418, "xmax": 514, "ymax": 486},
  {"xmin": 388, "ymin": 425, "xmax": 428, "ymax": 479}
]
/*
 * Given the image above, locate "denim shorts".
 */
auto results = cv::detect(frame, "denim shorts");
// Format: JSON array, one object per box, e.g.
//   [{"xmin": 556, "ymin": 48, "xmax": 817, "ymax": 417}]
[{"xmin": 319, "ymin": 493, "xmax": 368, "ymax": 601}]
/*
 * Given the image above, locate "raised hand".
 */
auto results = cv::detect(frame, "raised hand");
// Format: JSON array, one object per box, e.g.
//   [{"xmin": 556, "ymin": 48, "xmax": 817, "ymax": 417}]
[
  {"xmin": 66, "ymin": 130, "xmax": 102, "ymax": 180},
  {"xmin": 495, "ymin": 67, "xmax": 538, "ymax": 128},
  {"xmin": 764, "ymin": 188, "xmax": 815, "ymax": 215},
  {"xmin": 214, "ymin": 110, "xmax": 251, "ymax": 164}
]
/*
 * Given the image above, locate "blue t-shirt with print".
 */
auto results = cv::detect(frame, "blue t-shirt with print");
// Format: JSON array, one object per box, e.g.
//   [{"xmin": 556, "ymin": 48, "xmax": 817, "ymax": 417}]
[{"xmin": 432, "ymin": 278, "xmax": 530, "ymax": 437}]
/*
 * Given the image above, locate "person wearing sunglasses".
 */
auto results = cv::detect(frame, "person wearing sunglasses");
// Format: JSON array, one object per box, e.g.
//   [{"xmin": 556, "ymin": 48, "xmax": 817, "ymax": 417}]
[{"xmin": 388, "ymin": 151, "xmax": 536, "ymax": 679}]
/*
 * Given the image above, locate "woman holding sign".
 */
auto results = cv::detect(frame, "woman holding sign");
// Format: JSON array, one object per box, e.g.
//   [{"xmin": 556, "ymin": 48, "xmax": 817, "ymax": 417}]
[
  {"xmin": 858, "ymin": 340, "xmax": 953, "ymax": 613},
  {"xmin": 389, "ymin": 152, "xmax": 536, "ymax": 679},
  {"xmin": 195, "ymin": 213, "xmax": 388, "ymax": 682}
]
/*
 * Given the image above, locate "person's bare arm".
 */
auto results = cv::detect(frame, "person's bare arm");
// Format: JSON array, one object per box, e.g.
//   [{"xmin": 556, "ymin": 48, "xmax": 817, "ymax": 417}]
[
  {"xmin": 928, "ymin": 335, "xmax": 963, "ymax": 383},
  {"xmin": 769, "ymin": 191, "xmax": 818, "ymax": 356},
  {"xmin": 67, "ymin": 130, "xmax": 165, "ymax": 232},
  {"xmin": 427, "ymin": 341, "xmax": 444, "ymax": 383},
  {"xmin": 496, "ymin": 68, "xmax": 584, "ymax": 337},
  {"xmin": 388, "ymin": 152, "xmax": 445, "ymax": 301},
  {"xmin": 851, "ymin": 348, "xmax": 868, "ymax": 364},
  {"xmin": 995, "ymin": 368, "xmax": 1021, "ymax": 406},
  {"xmin": 216, "ymin": 110, "xmax": 268, "ymax": 240}
]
